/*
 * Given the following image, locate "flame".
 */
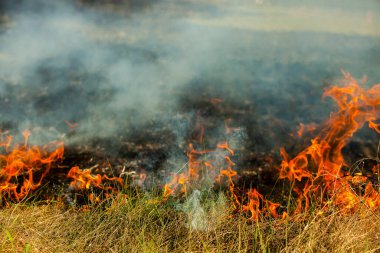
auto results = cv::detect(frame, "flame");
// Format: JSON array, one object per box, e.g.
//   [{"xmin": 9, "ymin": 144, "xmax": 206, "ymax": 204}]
[
  {"xmin": 0, "ymin": 130, "xmax": 64, "ymax": 201},
  {"xmin": 163, "ymin": 141, "xmax": 239, "ymax": 203},
  {"xmin": 369, "ymin": 120, "xmax": 380, "ymax": 133},
  {"xmin": 67, "ymin": 166, "xmax": 124, "ymax": 206},
  {"xmin": 163, "ymin": 73, "xmax": 380, "ymax": 220},
  {"xmin": 1, "ymin": 72, "xmax": 379, "ymax": 220},
  {"xmin": 296, "ymin": 123, "xmax": 317, "ymax": 138},
  {"xmin": 242, "ymin": 189, "xmax": 286, "ymax": 220},
  {"xmin": 278, "ymin": 73, "xmax": 380, "ymax": 214},
  {"xmin": 67, "ymin": 166, "xmax": 123, "ymax": 191}
]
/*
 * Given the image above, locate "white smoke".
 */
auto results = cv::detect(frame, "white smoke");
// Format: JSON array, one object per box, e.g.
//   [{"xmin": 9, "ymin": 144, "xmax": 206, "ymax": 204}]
[
  {"xmin": 0, "ymin": 0, "xmax": 379, "ymax": 149},
  {"xmin": 181, "ymin": 190, "xmax": 228, "ymax": 231}
]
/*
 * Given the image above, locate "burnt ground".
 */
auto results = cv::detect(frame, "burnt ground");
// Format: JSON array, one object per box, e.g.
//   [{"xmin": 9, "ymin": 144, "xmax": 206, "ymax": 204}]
[{"xmin": 0, "ymin": 1, "xmax": 380, "ymax": 202}]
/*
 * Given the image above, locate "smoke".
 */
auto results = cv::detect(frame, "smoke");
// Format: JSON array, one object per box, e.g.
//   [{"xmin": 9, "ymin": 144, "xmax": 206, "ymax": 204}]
[
  {"xmin": 0, "ymin": 0, "xmax": 227, "ymax": 143},
  {"xmin": 180, "ymin": 190, "xmax": 228, "ymax": 231},
  {"xmin": 0, "ymin": 0, "xmax": 379, "ymax": 153}
]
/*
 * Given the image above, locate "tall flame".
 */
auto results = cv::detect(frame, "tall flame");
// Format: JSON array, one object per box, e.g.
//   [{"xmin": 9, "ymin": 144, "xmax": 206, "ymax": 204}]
[
  {"xmin": 163, "ymin": 73, "xmax": 380, "ymax": 220},
  {"xmin": 279, "ymin": 72, "xmax": 380, "ymax": 214}
]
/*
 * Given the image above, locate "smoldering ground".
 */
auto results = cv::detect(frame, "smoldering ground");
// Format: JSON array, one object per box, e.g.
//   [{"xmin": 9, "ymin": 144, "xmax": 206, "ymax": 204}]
[{"xmin": 0, "ymin": 0, "xmax": 379, "ymax": 169}]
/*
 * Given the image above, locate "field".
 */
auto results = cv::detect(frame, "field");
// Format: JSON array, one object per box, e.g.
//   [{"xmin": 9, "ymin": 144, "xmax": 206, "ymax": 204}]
[
  {"xmin": 1, "ymin": 191, "xmax": 380, "ymax": 252},
  {"xmin": 1, "ymin": 1, "xmax": 380, "ymax": 252}
]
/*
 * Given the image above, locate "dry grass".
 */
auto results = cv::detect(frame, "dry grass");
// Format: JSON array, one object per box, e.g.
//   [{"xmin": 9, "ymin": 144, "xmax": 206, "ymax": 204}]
[
  {"xmin": 281, "ymin": 210, "xmax": 380, "ymax": 253},
  {"xmin": 0, "ymin": 192, "xmax": 379, "ymax": 253}
]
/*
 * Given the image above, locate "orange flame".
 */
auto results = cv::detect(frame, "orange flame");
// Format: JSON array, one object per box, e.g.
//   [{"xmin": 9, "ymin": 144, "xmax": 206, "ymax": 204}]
[
  {"xmin": 0, "ymin": 131, "xmax": 64, "ymax": 201},
  {"xmin": 67, "ymin": 166, "xmax": 123, "ymax": 192},
  {"xmin": 296, "ymin": 123, "xmax": 317, "ymax": 138},
  {"xmin": 242, "ymin": 189, "xmax": 286, "ymax": 220},
  {"xmin": 369, "ymin": 120, "xmax": 380, "ymax": 133},
  {"xmin": 163, "ymin": 141, "xmax": 239, "ymax": 203},
  {"xmin": 279, "ymin": 73, "xmax": 380, "ymax": 214},
  {"xmin": 163, "ymin": 73, "xmax": 380, "ymax": 220},
  {"xmin": 67, "ymin": 166, "xmax": 124, "ymax": 206},
  {"xmin": 1, "ymin": 72, "xmax": 378, "ymax": 220}
]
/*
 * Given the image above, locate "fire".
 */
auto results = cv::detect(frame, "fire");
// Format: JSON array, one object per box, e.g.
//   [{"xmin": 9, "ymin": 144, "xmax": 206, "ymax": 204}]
[
  {"xmin": 278, "ymin": 72, "xmax": 380, "ymax": 214},
  {"xmin": 67, "ymin": 166, "xmax": 124, "ymax": 206},
  {"xmin": 163, "ymin": 73, "xmax": 379, "ymax": 220},
  {"xmin": 296, "ymin": 123, "xmax": 317, "ymax": 138},
  {"xmin": 0, "ymin": 72, "xmax": 379, "ymax": 220},
  {"xmin": 0, "ymin": 130, "xmax": 64, "ymax": 202},
  {"xmin": 242, "ymin": 189, "xmax": 287, "ymax": 220},
  {"xmin": 67, "ymin": 166, "xmax": 123, "ymax": 191},
  {"xmin": 369, "ymin": 120, "xmax": 380, "ymax": 133},
  {"xmin": 163, "ymin": 141, "xmax": 239, "ymax": 203}
]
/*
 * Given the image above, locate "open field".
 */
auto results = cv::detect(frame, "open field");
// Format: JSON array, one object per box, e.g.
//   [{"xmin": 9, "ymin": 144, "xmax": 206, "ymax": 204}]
[
  {"xmin": 0, "ymin": 1, "xmax": 380, "ymax": 252},
  {"xmin": 189, "ymin": 2, "xmax": 380, "ymax": 36}
]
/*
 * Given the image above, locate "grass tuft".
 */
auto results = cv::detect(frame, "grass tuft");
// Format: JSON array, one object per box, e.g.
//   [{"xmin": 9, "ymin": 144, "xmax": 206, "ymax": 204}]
[{"xmin": 0, "ymin": 191, "xmax": 379, "ymax": 252}]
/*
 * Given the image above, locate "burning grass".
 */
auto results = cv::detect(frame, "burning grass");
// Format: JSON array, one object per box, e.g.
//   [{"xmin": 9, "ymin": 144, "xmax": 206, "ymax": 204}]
[
  {"xmin": 0, "ymin": 72, "xmax": 379, "ymax": 252},
  {"xmin": 0, "ymin": 192, "xmax": 379, "ymax": 252}
]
